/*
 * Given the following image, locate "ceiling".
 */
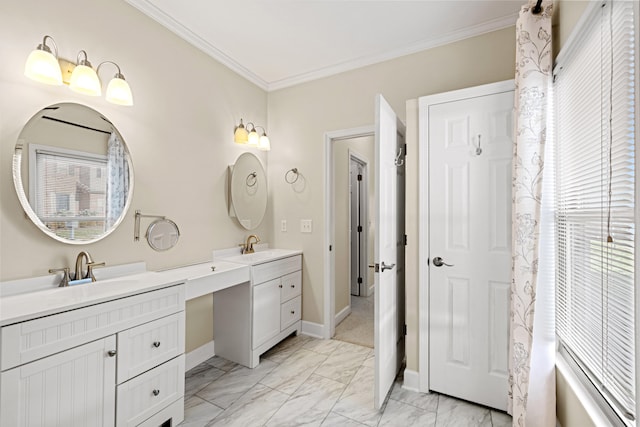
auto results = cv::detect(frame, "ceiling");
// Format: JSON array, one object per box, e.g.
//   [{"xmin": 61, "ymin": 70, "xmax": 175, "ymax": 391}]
[{"xmin": 125, "ymin": 0, "xmax": 523, "ymax": 91}]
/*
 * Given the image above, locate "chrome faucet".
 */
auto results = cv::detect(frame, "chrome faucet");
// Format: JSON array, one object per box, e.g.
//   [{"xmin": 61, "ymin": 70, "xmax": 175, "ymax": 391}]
[
  {"xmin": 74, "ymin": 251, "xmax": 105, "ymax": 282},
  {"xmin": 243, "ymin": 234, "xmax": 260, "ymax": 254}
]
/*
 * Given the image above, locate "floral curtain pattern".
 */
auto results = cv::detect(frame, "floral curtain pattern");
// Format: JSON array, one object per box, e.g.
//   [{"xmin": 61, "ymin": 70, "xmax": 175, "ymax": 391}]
[
  {"xmin": 508, "ymin": 1, "xmax": 554, "ymax": 426},
  {"xmin": 106, "ymin": 132, "xmax": 129, "ymax": 228}
]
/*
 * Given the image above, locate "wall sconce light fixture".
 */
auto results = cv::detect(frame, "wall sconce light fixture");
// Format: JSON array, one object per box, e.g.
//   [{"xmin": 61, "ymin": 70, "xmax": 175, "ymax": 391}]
[
  {"xmin": 24, "ymin": 35, "xmax": 63, "ymax": 86},
  {"xmin": 234, "ymin": 118, "xmax": 270, "ymax": 151},
  {"xmin": 24, "ymin": 35, "xmax": 134, "ymax": 106}
]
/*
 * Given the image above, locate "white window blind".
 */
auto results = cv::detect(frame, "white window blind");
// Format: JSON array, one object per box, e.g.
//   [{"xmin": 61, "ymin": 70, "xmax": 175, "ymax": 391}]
[{"xmin": 555, "ymin": 0, "xmax": 636, "ymax": 423}]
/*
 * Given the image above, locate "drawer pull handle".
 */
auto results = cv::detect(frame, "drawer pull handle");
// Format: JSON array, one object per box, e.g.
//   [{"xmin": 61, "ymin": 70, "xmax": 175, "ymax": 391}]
[
  {"xmin": 279, "ymin": 284, "xmax": 283, "ymax": 288},
  {"xmin": 152, "ymin": 389, "xmax": 160, "ymax": 397},
  {"xmin": 152, "ymin": 341, "xmax": 161, "ymax": 348},
  {"xmin": 290, "ymin": 310, "xmax": 295, "ymax": 314},
  {"xmin": 107, "ymin": 350, "xmax": 117, "ymax": 357},
  {"xmin": 291, "ymin": 284, "xmax": 295, "ymax": 288}
]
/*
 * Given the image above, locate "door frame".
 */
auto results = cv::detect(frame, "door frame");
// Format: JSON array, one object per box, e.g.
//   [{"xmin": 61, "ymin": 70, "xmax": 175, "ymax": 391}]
[
  {"xmin": 324, "ymin": 125, "xmax": 375, "ymax": 339},
  {"xmin": 349, "ymin": 150, "xmax": 370, "ymax": 297},
  {"xmin": 417, "ymin": 79, "xmax": 515, "ymax": 392}
]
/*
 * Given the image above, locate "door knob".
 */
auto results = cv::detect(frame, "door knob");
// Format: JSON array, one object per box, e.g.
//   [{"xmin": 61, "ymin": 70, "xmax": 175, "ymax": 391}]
[
  {"xmin": 432, "ymin": 257, "xmax": 454, "ymax": 267},
  {"xmin": 381, "ymin": 262, "xmax": 395, "ymax": 272}
]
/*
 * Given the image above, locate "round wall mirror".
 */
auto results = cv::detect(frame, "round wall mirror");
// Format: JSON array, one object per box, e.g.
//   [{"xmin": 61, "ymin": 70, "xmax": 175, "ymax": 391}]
[
  {"xmin": 12, "ymin": 102, "xmax": 134, "ymax": 244},
  {"xmin": 230, "ymin": 152, "xmax": 267, "ymax": 230}
]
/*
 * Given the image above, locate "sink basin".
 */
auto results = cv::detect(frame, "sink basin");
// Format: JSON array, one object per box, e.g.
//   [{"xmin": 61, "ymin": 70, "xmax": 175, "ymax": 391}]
[{"xmin": 219, "ymin": 249, "xmax": 302, "ymax": 266}]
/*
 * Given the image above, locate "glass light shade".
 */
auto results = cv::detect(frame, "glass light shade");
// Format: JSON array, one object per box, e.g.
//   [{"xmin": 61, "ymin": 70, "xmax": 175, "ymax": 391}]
[
  {"xmin": 248, "ymin": 129, "xmax": 259, "ymax": 146},
  {"xmin": 69, "ymin": 64, "xmax": 101, "ymax": 96},
  {"xmin": 258, "ymin": 134, "xmax": 270, "ymax": 151},
  {"xmin": 234, "ymin": 125, "xmax": 248, "ymax": 144},
  {"xmin": 24, "ymin": 49, "xmax": 62, "ymax": 85},
  {"xmin": 106, "ymin": 77, "xmax": 133, "ymax": 106}
]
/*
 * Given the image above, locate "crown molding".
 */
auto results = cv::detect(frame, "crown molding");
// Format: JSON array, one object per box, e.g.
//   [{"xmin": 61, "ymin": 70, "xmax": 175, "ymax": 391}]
[
  {"xmin": 126, "ymin": 0, "xmax": 516, "ymax": 92},
  {"xmin": 267, "ymin": 13, "xmax": 517, "ymax": 91},
  {"xmin": 125, "ymin": 0, "xmax": 270, "ymax": 91}
]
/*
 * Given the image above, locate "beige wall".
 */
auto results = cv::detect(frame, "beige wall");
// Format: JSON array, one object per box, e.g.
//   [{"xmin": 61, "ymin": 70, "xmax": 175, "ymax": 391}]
[
  {"xmin": 333, "ymin": 136, "xmax": 375, "ymax": 316},
  {"xmin": 0, "ymin": 0, "xmax": 270, "ymax": 352},
  {"xmin": 268, "ymin": 26, "xmax": 517, "ymax": 370}
]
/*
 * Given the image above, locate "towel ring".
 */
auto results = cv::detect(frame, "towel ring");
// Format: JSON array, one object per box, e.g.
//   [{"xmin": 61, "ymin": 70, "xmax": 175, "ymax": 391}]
[
  {"xmin": 285, "ymin": 168, "xmax": 299, "ymax": 184},
  {"xmin": 246, "ymin": 172, "xmax": 257, "ymax": 187}
]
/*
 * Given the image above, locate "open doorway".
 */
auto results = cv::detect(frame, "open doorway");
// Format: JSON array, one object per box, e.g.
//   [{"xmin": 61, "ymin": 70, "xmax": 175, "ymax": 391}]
[{"xmin": 332, "ymin": 139, "xmax": 375, "ymax": 348}]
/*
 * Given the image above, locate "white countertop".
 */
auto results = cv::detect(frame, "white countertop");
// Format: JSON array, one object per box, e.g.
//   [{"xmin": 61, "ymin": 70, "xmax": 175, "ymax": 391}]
[
  {"xmin": 217, "ymin": 248, "xmax": 303, "ymax": 266},
  {"xmin": 0, "ymin": 271, "xmax": 184, "ymax": 326},
  {"xmin": 158, "ymin": 260, "xmax": 250, "ymax": 301},
  {"xmin": 0, "ymin": 247, "xmax": 300, "ymax": 327}
]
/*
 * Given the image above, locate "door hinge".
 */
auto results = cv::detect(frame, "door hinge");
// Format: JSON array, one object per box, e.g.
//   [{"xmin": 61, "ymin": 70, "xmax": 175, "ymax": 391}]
[
  {"xmin": 357, "ymin": 225, "xmax": 363, "ymax": 233},
  {"xmin": 357, "ymin": 174, "xmax": 363, "ymax": 181},
  {"xmin": 403, "ymin": 143, "xmax": 407, "ymax": 156},
  {"xmin": 403, "ymin": 324, "xmax": 407, "ymax": 336},
  {"xmin": 404, "ymin": 234, "xmax": 408, "ymax": 246},
  {"xmin": 329, "ymin": 245, "xmax": 332, "ymax": 251},
  {"xmin": 357, "ymin": 277, "xmax": 363, "ymax": 284}
]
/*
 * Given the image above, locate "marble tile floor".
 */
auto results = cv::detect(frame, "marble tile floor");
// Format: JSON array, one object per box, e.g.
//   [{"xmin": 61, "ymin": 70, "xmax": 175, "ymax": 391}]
[{"xmin": 179, "ymin": 334, "xmax": 512, "ymax": 427}]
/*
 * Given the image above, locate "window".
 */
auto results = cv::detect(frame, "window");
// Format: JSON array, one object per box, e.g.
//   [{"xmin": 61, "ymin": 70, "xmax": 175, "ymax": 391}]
[
  {"xmin": 29, "ymin": 144, "xmax": 107, "ymax": 240},
  {"xmin": 554, "ymin": 0, "xmax": 636, "ymax": 424}
]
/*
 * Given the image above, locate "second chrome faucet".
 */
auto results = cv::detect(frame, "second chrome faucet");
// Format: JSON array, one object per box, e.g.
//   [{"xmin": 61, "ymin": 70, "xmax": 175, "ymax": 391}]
[{"xmin": 242, "ymin": 235, "xmax": 260, "ymax": 254}]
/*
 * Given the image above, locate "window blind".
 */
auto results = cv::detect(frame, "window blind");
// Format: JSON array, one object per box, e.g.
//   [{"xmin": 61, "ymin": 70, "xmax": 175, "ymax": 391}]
[
  {"xmin": 555, "ymin": 0, "xmax": 636, "ymax": 423},
  {"xmin": 34, "ymin": 147, "xmax": 107, "ymax": 221}
]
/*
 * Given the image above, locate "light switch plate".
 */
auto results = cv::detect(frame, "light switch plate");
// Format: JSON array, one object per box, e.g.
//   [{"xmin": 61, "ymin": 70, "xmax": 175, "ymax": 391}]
[
  {"xmin": 300, "ymin": 219, "xmax": 312, "ymax": 233},
  {"xmin": 281, "ymin": 220, "xmax": 287, "ymax": 232}
]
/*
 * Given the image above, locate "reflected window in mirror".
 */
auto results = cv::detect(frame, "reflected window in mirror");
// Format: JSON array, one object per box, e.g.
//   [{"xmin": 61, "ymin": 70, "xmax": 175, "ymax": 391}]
[{"xmin": 13, "ymin": 103, "xmax": 134, "ymax": 244}]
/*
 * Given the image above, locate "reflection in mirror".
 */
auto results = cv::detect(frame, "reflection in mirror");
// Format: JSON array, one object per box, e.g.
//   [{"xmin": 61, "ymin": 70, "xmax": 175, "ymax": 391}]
[
  {"xmin": 229, "ymin": 152, "xmax": 267, "ymax": 230},
  {"xmin": 13, "ymin": 103, "xmax": 134, "ymax": 244},
  {"xmin": 146, "ymin": 219, "xmax": 180, "ymax": 251}
]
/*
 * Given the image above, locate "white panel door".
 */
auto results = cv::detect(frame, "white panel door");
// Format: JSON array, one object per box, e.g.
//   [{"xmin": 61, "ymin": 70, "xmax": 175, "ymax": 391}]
[
  {"xmin": 0, "ymin": 336, "xmax": 116, "ymax": 427},
  {"xmin": 374, "ymin": 94, "xmax": 404, "ymax": 409},
  {"xmin": 429, "ymin": 90, "xmax": 513, "ymax": 410}
]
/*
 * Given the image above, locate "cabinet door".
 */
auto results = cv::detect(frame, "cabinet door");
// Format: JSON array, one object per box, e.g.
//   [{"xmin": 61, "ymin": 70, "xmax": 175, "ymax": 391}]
[
  {"xmin": 252, "ymin": 278, "xmax": 281, "ymax": 349},
  {"xmin": 0, "ymin": 336, "xmax": 116, "ymax": 427}
]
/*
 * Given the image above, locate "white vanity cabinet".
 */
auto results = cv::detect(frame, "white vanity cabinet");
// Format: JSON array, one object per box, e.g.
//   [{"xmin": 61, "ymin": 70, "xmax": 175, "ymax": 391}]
[
  {"xmin": 0, "ymin": 282, "xmax": 186, "ymax": 427},
  {"xmin": 214, "ymin": 253, "xmax": 302, "ymax": 368}
]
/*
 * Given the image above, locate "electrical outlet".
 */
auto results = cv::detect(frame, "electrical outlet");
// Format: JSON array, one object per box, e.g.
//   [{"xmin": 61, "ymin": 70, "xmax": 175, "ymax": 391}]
[
  {"xmin": 300, "ymin": 219, "xmax": 312, "ymax": 233},
  {"xmin": 281, "ymin": 220, "xmax": 287, "ymax": 232}
]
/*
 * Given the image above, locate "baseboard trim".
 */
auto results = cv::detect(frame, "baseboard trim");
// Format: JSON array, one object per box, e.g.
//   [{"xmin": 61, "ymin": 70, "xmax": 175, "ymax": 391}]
[
  {"xmin": 335, "ymin": 305, "xmax": 351, "ymax": 326},
  {"xmin": 402, "ymin": 368, "xmax": 421, "ymax": 392},
  {"xmin": 185, "ymin": 340, "xmax": 215, "ymax": 372},
  {"xmin": 301, "ymin": 320, "xmax": 325, "ymax": 339}
]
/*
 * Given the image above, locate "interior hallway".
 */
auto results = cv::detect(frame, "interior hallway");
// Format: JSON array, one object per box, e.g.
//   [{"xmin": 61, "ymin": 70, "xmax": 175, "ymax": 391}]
[
  {"xmin": 179, "ymin": 334, "xmax": 512, "ymax": 426},
  {"xmin": 334, "ymin": 293, "xmax": 375, "ymax": 348}
]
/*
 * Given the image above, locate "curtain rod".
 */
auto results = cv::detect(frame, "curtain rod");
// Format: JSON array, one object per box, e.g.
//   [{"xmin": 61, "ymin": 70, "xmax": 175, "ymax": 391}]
[
  {"xmin": 42, "ymin": 115, "xmax": 112, "ymax": 135},
  {"xmin": 532, "ymin": 0, "xmax": 543, "ymax": 14}
]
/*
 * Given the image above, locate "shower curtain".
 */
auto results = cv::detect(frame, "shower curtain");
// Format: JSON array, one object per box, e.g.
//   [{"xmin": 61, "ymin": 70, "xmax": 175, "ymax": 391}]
[
  {"xmin": 508, "ymin": 1, "xmax": 555, "ymax": 426},
  {"xmin": 106, "ymin": 132, "xmax": 129, "ymax": 229}
]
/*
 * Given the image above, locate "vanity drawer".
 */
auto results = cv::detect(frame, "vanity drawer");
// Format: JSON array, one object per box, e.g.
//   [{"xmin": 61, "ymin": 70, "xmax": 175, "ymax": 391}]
[
  {"xmin": 116, "ymin": 355, "xmax": 184, "ymax": 427},
  {"xmin": 117, "ymin": 312, "xmax": 185, "ymax": 384},
  {"xmin": 1, "ymin": 285, "xmax": 185, "ymax": 371},
  {"xmin": 252, "ymin": 255, "xmax": 301, "ymax": 284},
  {"xmin": 280, "ymin": 271, "xmax": 302, "ymax": 303},
  {"xmin": 280, "ymin": 296, "xmax": 301, "ymax": 330}
]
